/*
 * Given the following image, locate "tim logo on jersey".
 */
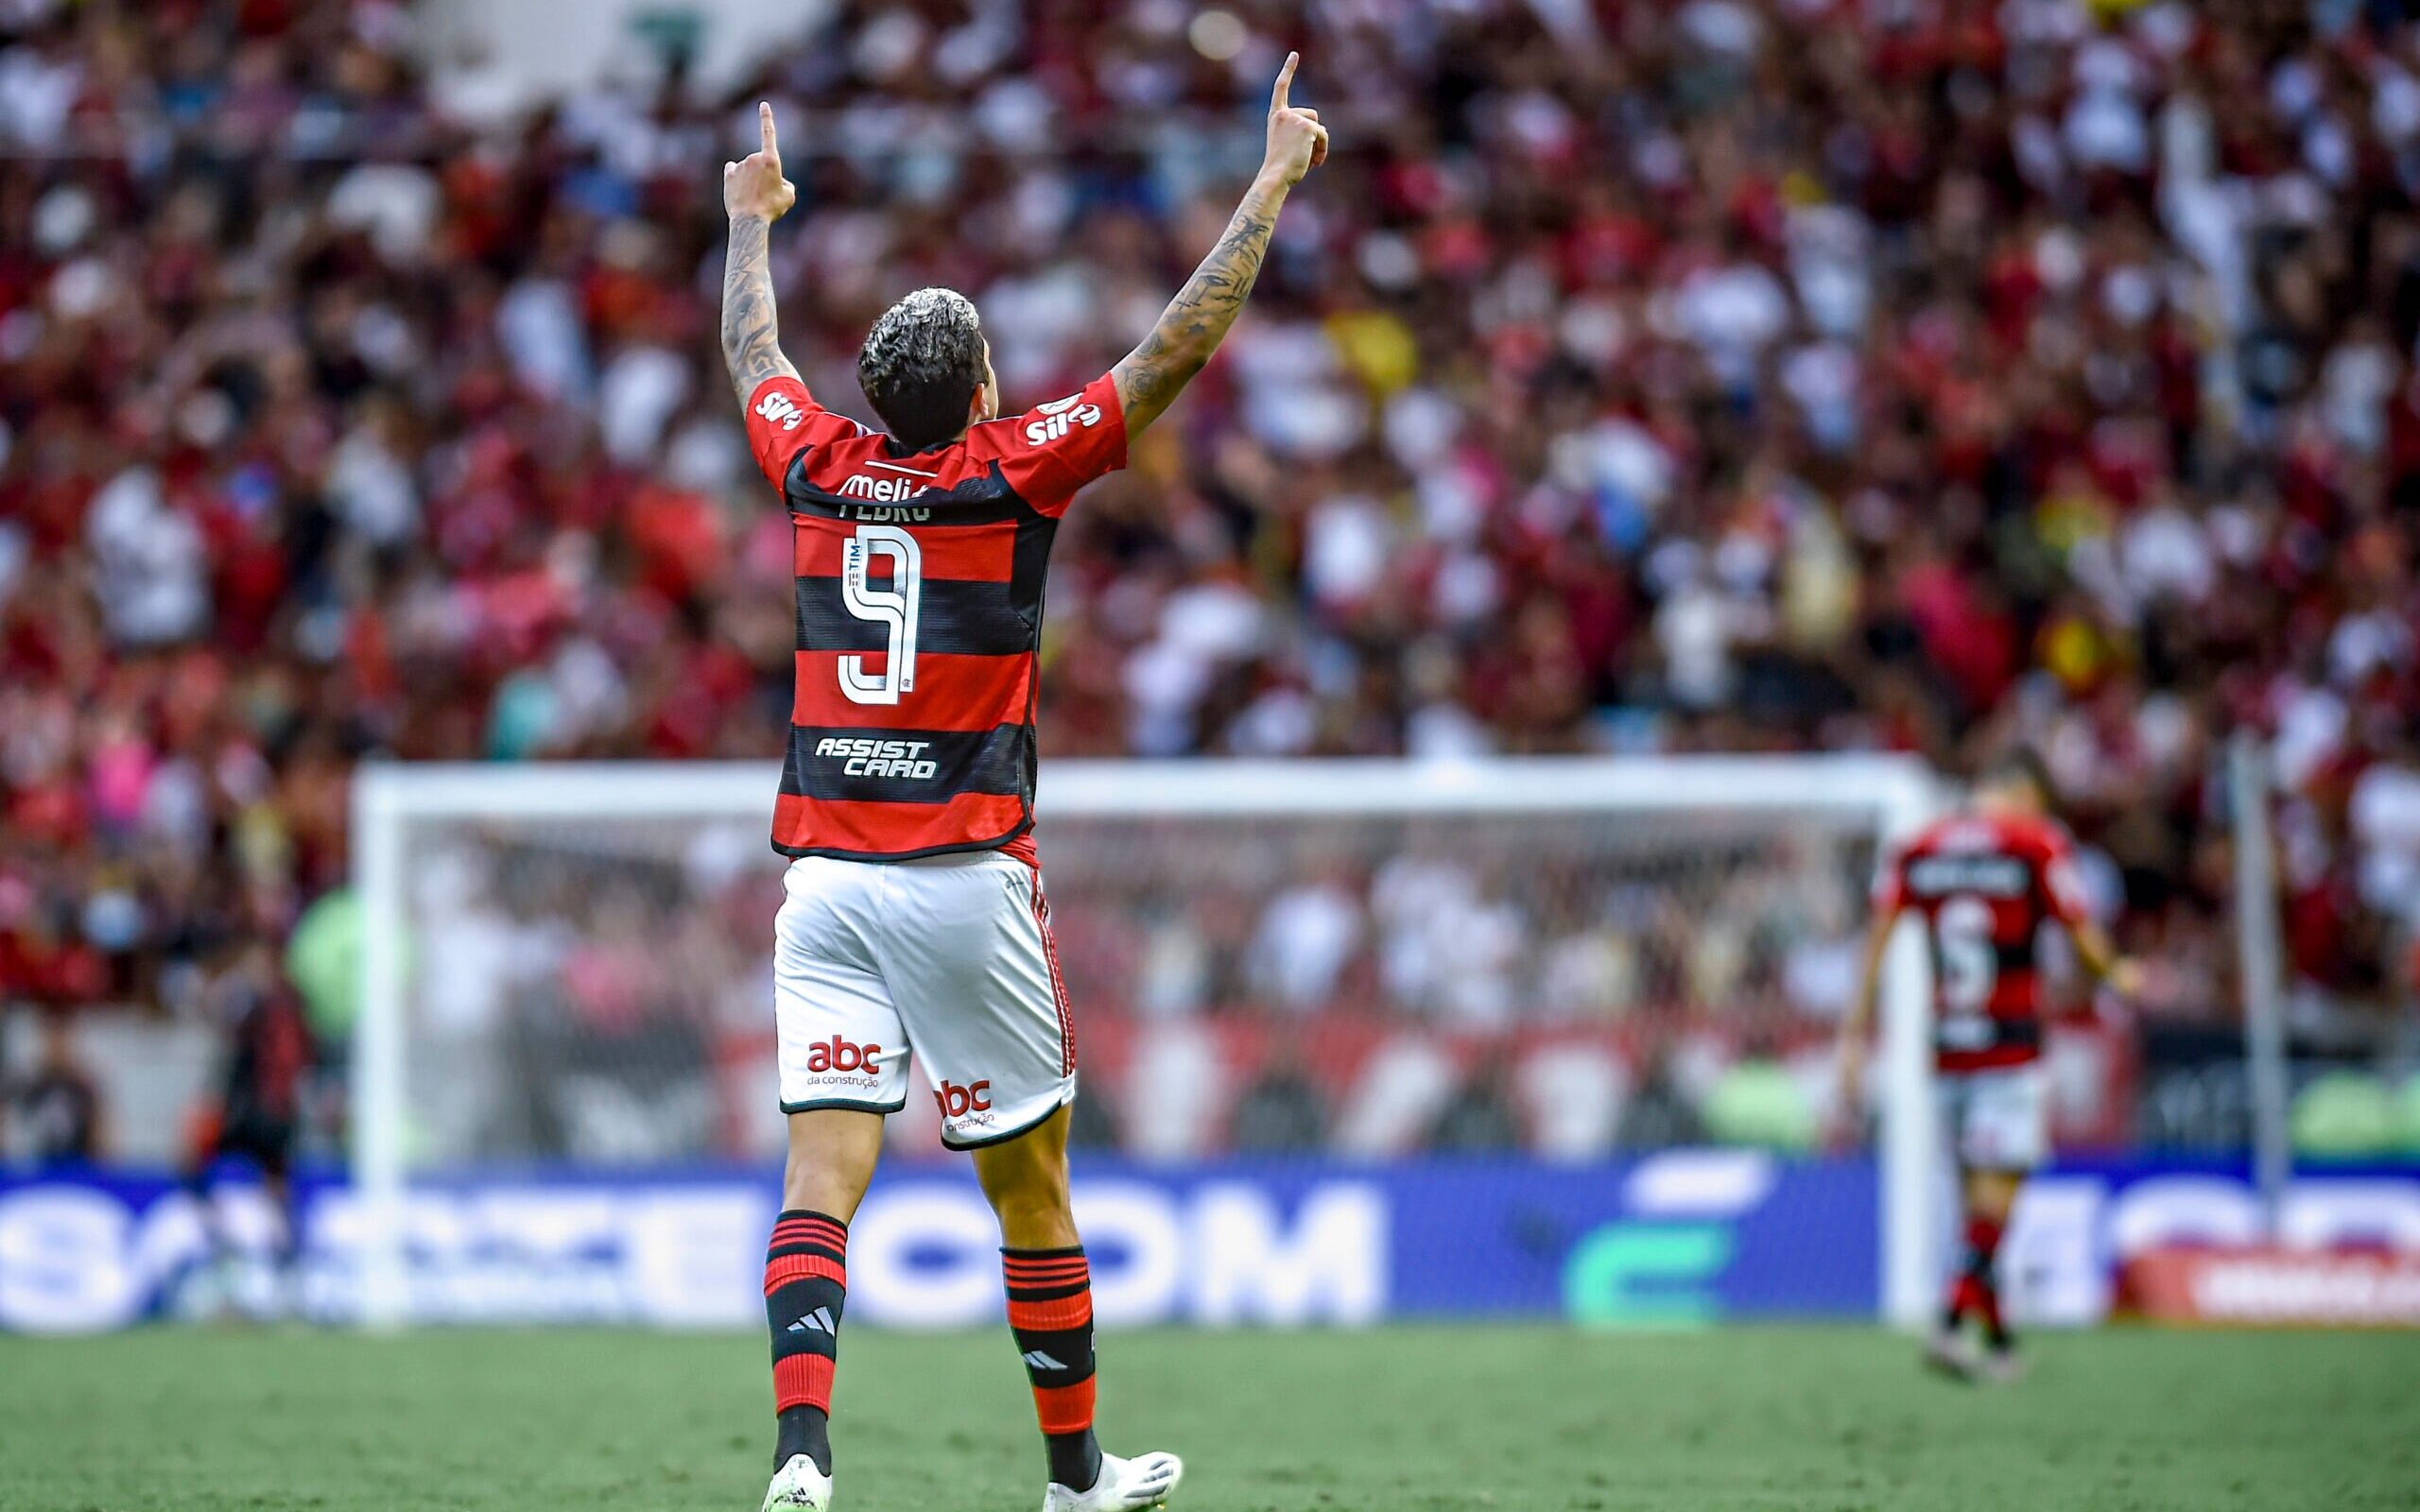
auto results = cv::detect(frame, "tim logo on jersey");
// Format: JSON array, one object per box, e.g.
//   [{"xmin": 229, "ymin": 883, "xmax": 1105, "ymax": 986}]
[
  {"xmin": 755, "ymin": 390, "xmax": 804, "ymax": 432},
  {"xmin": 1025, "ymin": 392, "xmax": 1103, "ymax": 446}
]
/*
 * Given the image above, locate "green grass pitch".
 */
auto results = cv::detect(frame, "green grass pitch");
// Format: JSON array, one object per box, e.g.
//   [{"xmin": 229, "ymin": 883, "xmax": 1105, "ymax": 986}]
[{"xmin": 3, "ymin": 1325, "xmax": 2413, "ymax": 1511}]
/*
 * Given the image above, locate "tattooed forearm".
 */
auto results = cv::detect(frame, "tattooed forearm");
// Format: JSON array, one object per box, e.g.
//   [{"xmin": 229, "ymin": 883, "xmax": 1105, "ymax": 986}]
[
  {"xmin": 1113, "ymin": 177, "xmax": 1288, "ymax": 437},
  {"xmin": 722, "ymin": 214, "xmax": 800, "ymax": 404}
]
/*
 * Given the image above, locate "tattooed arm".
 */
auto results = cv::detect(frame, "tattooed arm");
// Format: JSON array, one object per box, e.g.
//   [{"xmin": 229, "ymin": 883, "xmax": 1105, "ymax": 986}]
[
  {"xmin": 1113, "ymin": 52, "xmax": 1328, "ymax": 439},
  {"xmin": 721, "ymin": 102, "xmax": 801, "ymax": 404}
]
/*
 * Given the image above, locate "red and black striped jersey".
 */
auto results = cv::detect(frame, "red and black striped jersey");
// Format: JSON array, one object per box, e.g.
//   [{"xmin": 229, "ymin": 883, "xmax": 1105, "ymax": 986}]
[
  {"xmin": 1874, "ymin": 811, "xmax": 2093, "ymax": 1073},
  {"xmin": 743, "ymin": 371, "xmax": 1126, "ymax": 863}
]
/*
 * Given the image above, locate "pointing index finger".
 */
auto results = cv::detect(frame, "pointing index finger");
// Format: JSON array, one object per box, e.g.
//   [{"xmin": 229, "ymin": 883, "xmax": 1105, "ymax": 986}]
[
  {"xmin": 759, "ymin": 101, "xmax": 779, "ymax": 161},
  {"xmin": 1272, "ymin": 51, "xmax": 1297, "ymax": 112}
]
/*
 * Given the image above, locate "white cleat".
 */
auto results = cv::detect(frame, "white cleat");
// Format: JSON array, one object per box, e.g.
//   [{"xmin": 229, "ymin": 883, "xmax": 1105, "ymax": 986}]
[
  {"xmin": 1922, "ymin": 1328, "xmax": 1977, "ymax": 1383},
  {"xmin": 1044, "ymin": 1450, "xmax": 1184, "ymax": 1510},
  {"xmin": 761, "ymin": 1453, "xmax": 833, "ymax": 1511}
]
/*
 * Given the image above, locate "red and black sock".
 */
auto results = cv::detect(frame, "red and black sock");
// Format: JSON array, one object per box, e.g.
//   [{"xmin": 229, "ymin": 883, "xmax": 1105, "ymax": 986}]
[
  {"xmin": 1004, "ymin": 1246, "xmax": 1101, "ymax": 1492},
  {"xmin": 1955, "ymin": 1214, "xmax": 2011, "ymax": 1352},
  {"xmin": 766, "ymin": 1210, "xmax": 848, "ymax": 1474}
]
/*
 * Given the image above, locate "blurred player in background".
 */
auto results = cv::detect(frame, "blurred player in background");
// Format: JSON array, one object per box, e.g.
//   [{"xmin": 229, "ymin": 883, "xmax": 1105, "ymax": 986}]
[
  {"xmin": 1836, "ymin": 751, "xmax": 2138, "ymax": 1383},
  {"xmin": 183, "ymin": 943, "xmax": 316, "ymax": 1314},
  {"xmin": 720, "ymin": 56, "xmax": 1326, "ymax": 1512}
]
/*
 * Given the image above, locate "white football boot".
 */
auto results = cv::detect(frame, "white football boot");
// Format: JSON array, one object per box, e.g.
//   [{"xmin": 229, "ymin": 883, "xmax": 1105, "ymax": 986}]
[
  {"xmin": 1043, "ymin": 1450, "xmax": 1183, "ymax": 1510},
  {"xmin": 1976, "ymin": 1348, "xmax": 2028, "ymax": 1385},
  {"xmin": 761, "ymin": 1453, "xmax": 833, "ymax": 1511},
  {"xmin": 1922, "ymin": 1327, "xmax": 1977, "ymax": 1382}
]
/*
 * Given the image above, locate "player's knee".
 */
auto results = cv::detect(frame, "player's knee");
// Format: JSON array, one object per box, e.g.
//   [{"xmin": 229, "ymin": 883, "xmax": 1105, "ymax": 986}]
[
  {"xmin": 781, "ymin": 1111, "xmax": 882, "ymax": 1217},
  {"xmin": 1966, "ymin": 1172, "xmax": 2019, "ymax": 1221},
  {"xmin": 782, "ymin": 1160, "xmax": 848, "ymax": 1216},
  {"xmin": 991, "ymin": 1192, "xmax": 1079, "ymax": 1248},
  {"xmin": 980, "ymin": 1160, "xmax": 1077, "ymax": 1246},
  {"xmin": 784, "ymin": 1143, "xmax": 878, "ymax": 1216}
]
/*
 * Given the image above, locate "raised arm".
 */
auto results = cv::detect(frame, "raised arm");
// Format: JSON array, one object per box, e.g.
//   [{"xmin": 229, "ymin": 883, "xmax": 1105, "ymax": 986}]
[
  {"xmin": 721, "ymin": 102, "xmax": 802, "ymax": 404},
  {"xmin": 1112, "ymin": 51, "xmax": 1329, "ymax": 439}
]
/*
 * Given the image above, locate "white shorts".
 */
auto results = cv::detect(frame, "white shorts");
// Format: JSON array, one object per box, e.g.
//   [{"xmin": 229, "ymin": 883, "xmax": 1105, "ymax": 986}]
[
  {"xmin": 1937, "ymin": 1064, "xmax": 2049, "ymax": 1172},
  {"xmin": 774, "ymin": 850, "xmax": 1077, "ymax": 1149}
]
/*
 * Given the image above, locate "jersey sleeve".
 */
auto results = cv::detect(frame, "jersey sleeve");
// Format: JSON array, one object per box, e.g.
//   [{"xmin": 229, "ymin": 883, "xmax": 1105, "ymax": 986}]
[
  {"xmin": 1870, "ymin": 844, "xmax": 1910, "ymax": 916},
  {"xmin": 2038, "ymin": 830, "xmax": 2093, "ymax": 927},
  {"xmin": 986, "ymin": 371, "xmax": 1128, "ymax": 518},
  {"xmin": 743, "ymin": 375, "xmax": 867, "ymax": 493}
]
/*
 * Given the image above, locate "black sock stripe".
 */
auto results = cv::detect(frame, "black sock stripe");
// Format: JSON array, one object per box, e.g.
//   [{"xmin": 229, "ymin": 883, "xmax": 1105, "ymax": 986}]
[
  {"xmin": 1000, "ymin": 1244, "xmax": 1085, "ymax": 1261},
  {"xmin": 778, "ymin": 1209, "xmax": 851, "ymax": 1229},
  {"xmin": 1004, "ymin": 1280, "xmax": 1090, "ymax": 1303},
  {"xmin": 1010, "ymin": 1322, "xmax": 1094, "ymax": 1351},
  {"xmin": 768, "ymin": 1240, "xmax": 850, "ymax": 1263}
]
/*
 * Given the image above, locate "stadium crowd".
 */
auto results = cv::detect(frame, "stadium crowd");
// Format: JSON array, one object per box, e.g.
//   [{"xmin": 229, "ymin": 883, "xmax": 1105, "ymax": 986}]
[{"xmin": 5, "ymin": 0, "xmax": 2419, "ymax": 1158}]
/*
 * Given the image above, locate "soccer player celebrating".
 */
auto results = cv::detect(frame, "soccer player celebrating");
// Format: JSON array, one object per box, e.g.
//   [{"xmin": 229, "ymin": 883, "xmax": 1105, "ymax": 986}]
[
  {"xmin": 719, "ymin": 55, "xmax": 1326, "ymax": 1512},
  {"xmin": 1835, "ymin": 750, "xmax": 2139, "ymax": 1383}
]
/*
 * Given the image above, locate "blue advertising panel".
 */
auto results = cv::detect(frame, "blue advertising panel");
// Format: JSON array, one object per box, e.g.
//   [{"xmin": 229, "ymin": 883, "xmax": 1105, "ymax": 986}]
[
  {"xmin": 0, "ymin": 1151, "xmax": 1866, "ymax": 1333},
  {"xmin": 6, "ymin": 1154, "xmax": 2414, "ymax": 1333}
]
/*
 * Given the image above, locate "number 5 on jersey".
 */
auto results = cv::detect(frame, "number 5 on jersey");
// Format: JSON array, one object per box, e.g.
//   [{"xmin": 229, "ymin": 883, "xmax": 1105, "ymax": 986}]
[
  {"xmin": 1936, "ymin": 894, "xmax": 1997, "ymax": 1016},
  {"xmin": 840, "ymin": 525, "xmax": 921, "ymax": 705}
]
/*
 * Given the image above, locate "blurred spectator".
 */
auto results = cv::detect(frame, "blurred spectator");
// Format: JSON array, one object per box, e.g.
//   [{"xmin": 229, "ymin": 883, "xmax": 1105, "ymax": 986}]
[
  {"xmin": 1066, "ymin": 1080, "xmax": 1124, "ymax": 1152},
  {"xmin": 1228, "ymin": 1043, "xmax": 1330, "ymax": 1154},
  {"xmin": 1616, "ymin": 1057, "xmax": 1710, "ymax": 1152},
  {"xmin": 11, "ymin": 1011, "xmax": 104, "ymax": 1165},
  {"xmin": 1426, "ymin": 1057, "xmax": 1523, "ymax": 1154}
]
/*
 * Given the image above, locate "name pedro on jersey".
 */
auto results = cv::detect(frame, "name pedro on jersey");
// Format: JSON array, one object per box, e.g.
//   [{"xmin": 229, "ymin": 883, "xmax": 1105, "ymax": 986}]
[{"xmin": 815, "ymin": 735, "xmax": 939, "ymax": 780}]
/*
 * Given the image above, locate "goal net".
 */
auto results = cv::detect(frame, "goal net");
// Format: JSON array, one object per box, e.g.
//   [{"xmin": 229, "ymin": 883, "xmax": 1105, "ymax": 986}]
[{"xmin": 352, "ymin": 756, "xmax": 1941, "ymax": 1328}]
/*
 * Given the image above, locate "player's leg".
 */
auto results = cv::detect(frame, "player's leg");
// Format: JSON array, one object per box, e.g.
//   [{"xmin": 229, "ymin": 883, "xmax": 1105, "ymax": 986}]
[
  {"xmin": 972, "ymin": 1107, "xmax": 1096, "ymax": 1486},
  {"xmin": 179, "ymin": 1110, "xmax": 234, "ymax": 1313},
  {"xmin": 972, "ymin": 1108, "xmax": 1182, "ymax": 1510},
  {"xmin": 1953, "ymin": 1066, "xmax": 2047, "ymax": 1381},
  {"xmin": 250, "ymin": 1118, "xmax": 302, "ymax": 1315},
  {"xmin": 882, "ymin": 854, "xmax": 1178, "ymax": 1509},
  {"xmin": 1960, "ymin": 1165, "xmax": 2023, "ymax": 1373},
  {"xmin": 763, "ymin": 858, "xmax": 911, "ymax": 1510},
  {"xmin": 767, "ymin": 1108, "xmax": 883, "ymax": 1493},
  {"xmin": 977, "ymin": 1108, "xmax": 1103, "ymax": 1470},
  {"xmin": 1926, "ymin": 1077, "xmax": 1979, "ymax": 1375}
]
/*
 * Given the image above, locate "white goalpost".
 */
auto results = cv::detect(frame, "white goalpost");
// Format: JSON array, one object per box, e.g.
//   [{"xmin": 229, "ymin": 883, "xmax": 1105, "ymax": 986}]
[{"xmin": 352, "ymin": 755, "xmax": 1943, "ymax": 1330}]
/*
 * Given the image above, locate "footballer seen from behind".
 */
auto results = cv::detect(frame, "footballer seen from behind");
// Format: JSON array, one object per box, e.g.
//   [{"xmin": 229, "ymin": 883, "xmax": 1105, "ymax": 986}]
[
  {"xmin": 718, "ymin": 54, "xmax": 1328, "ymax": 1512},
  {"xmin": 1835, "ymin": 749, "xmax": 2140, "ymax": 1383}
]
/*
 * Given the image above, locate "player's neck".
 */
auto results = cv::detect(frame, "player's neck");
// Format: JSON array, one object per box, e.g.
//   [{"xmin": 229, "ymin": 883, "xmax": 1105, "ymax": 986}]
[{"xmin": 890, "ymin": 421, "xmax": 974, "ymax": 455}]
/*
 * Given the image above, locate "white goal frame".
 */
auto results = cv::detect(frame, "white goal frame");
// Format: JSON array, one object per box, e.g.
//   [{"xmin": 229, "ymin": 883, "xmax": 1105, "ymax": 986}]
[{"xmin": 353, "ymin": 755, "xmax": 1944, "ymax": 1329}]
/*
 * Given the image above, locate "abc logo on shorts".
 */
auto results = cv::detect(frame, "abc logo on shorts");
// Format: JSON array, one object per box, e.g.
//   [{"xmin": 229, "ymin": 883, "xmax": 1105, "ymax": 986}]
[
  {"xmin": 804, "ymin": 1037, "xmax": 881, "ymax": 1074},
  {"xmin": 934, "ymin": 1080, "xmax": 993, "ymax": 1118}
]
